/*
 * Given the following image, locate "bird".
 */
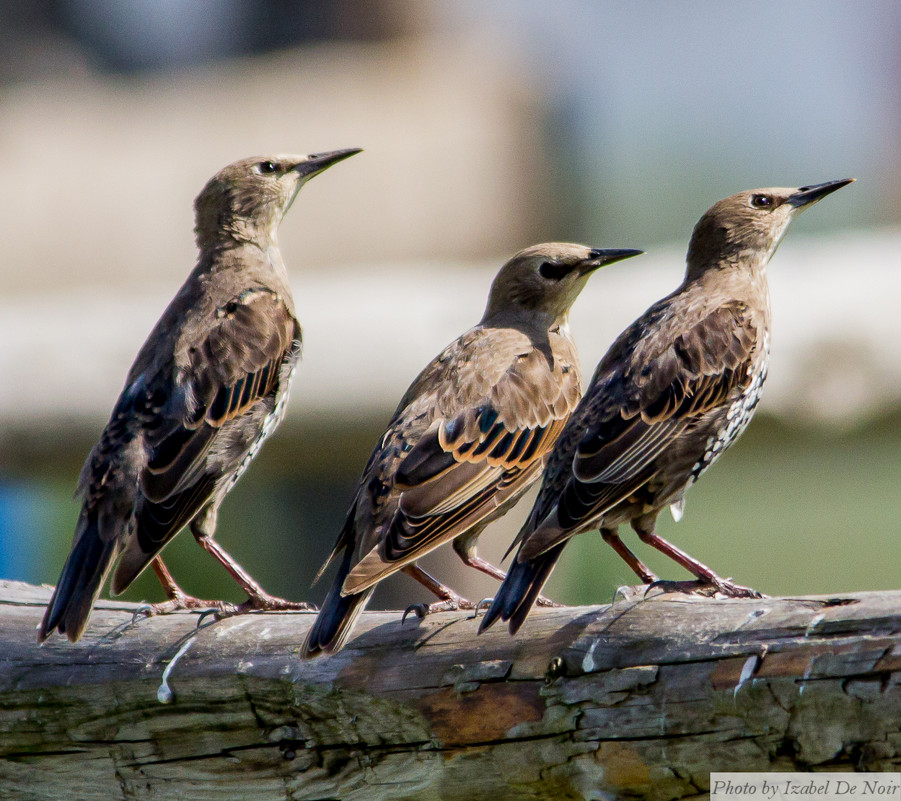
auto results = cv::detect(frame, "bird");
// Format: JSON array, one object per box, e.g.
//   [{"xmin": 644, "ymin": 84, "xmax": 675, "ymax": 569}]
[
  {"xmin": 480, "ymin": 179, "xmax": 854, "ymax": 636},
  {"xmin": 301, "ymin": 243, "xmax": 644, "ymax": 656},
  {"xmin": 38, "ymin": 148, "xmax": 362, "ymax": 643}
]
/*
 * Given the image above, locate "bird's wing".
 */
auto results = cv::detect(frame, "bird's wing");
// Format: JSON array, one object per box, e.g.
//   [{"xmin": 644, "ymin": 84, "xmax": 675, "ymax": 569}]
[
  {"xmin": 132, "ymin": 287, "xmax": 298, "ymax": 551},
  {"xmin": 141, "ymin": 288, "xmax": 296, "ymax": 494},
  {"xmin": 520, "ymin": 301, "xmax": 758, "ymax": 559},
  {"xmin": 341, "ymin": 341, "xmax": 581, "ymax": 594}
]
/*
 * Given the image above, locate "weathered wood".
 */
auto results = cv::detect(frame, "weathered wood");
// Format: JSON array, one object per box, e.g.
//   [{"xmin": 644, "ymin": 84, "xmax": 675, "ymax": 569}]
[{"xmin": 1, "ymin": 579, "xmax": 899, "ymax": 800}]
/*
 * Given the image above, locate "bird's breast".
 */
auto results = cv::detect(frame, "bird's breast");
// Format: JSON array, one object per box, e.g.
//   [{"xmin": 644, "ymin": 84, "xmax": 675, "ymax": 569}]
[{"xmin": 687, "ymin": 331, "xmax": 770, "ymax": 486}]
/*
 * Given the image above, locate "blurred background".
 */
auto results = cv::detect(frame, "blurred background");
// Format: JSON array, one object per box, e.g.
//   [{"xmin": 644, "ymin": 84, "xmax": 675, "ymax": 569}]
[{"xmin": 0, "ymin": 0, "xmax": 899, "ymax": 614}]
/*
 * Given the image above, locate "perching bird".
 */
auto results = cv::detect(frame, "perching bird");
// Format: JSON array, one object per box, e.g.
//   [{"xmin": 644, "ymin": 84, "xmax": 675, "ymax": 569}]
[
  {"xmin": 302, "ymin": 243, "xmax": 643, "ymax": 656},
  {"xmin": 39, "ymin": 148, "xmax": 361, "ymax": 643},
  {"xmin": 481, "ymin": 179, "xmax": 854, "ymax": 635}
]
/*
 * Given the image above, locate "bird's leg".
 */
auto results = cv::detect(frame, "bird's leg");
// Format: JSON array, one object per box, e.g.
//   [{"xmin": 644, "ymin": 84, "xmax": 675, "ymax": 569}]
[
  {"xmin": 189, "ymin": 512, "xmax": 316, "ymax": 613},
  {"xmin": 631, "ymin": 516, "xmax": 764, "ymax": 599},
  {"xmin": 151, "ymin": 557, "xmax": 195, "ymax": 604},
  {"xmin": 400, "ymin": 563, "xmax": 475, "ymax": 621},
  {"xmin": 600, "ymin": 527, "xmax": 659, "ymax": 585},
  {"xmin": 451, "ymin": 537, "xmax": 561, "ymax": 608},
  {"xmin": 141, "ymin": 557, "xmax": 236, "ymax": 616}
]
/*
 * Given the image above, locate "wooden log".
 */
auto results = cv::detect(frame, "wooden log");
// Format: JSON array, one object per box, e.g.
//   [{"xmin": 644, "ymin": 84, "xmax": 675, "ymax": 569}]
[{"xmin": 1, "ymin": 579, "xmax": 899, "ymax": 800}]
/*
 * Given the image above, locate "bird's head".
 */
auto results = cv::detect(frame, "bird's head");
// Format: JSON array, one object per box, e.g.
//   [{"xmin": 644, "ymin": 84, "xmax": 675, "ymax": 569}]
[
  {"xmin": 482, "ymin": 243, "xmax": 643, "ymax": 330},
  {"xmin": 686, "ymin": 179, "xmax": 854, "ymax": 278},
  {"xmin": 194, "ymin": 149, "xmax": 362, "ymax": 249}
]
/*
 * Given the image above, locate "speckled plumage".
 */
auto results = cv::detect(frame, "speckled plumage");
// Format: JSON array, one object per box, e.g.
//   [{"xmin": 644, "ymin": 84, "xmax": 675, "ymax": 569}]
[
  {"xmin": 303, "ymin": 243, "xmax": 643, "ymax": 656},
  {"xmin": 39, "ymin": 149, "xmax": 361, "ymax": 643},
  {"xmin": 482, "ymin": 180, "xmax": 853, "ymax": 635}
]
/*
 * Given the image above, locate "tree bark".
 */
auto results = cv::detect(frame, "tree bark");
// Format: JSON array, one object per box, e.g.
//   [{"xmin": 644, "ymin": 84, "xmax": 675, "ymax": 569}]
[{"xmin": 1, "ymin": 579, "xmax": 899, "ymax": 800}]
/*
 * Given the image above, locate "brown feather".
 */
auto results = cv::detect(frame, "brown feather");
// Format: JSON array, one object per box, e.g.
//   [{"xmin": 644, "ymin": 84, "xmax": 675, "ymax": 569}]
[
  {"xmin": 520, "ymin": 298, "xmax": 762, "ymax": 561},
  {"xmin": 341, "ymin": 328, "xmax": 581, "ymax": 594}
]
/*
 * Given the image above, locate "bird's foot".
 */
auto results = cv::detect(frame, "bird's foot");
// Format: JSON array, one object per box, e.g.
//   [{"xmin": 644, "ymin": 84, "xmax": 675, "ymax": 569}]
[
  {"xmin": 136, "ymin": 595, "xmax": 237, "ymax": 620},
  {"xmin": 708, "ymin": 577, "xmax": 766, "ymax": 599},
  {"xmin": 188, "ymin": 594, "xmax": 316, "ymax": 629},
  {"xmin": 643, "ymin": 579, "xmax": 709, "ymax": 598},
  {"xmin": 137, "ymin": 591, "xmax": 315, "ymax": 627},
  {"xmin": 644, "ymin": 577, "xmax": 765, "ymax": 600},
  {"xmin": 612, "ymin": 583, "xmax": 656, "ymax": 604},
  {"xmin": 402, "ymin": 595, "xmax": 476, "ymax": 623},
  {"xmin": 232, "ymin": 592, "xmax": 317, "ymax": 615},
  {"xmin": 534, "ymin": 595, "xmax": 563, "ymax": 608}
]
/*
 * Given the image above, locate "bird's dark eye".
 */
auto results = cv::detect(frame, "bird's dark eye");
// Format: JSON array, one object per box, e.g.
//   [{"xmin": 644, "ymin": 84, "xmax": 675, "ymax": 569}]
[
  {"xmin": 257, "ymin": 161, "xmax": 278, "ymax": 174},
  {"xmin": 539, "ymin": 261, "xmax": 572, "ymax": 281},
  {"xmin": 750, "ymin": 194, "xmax": 774, "ymax": 208}
]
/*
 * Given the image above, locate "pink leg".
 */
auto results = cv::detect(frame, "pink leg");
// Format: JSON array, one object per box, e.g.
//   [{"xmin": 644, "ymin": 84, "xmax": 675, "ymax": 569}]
[
  {"xmin": 601, "ymin": 527, "xmax": 658, "ymax": 584},
  {"xmin": 631, "ymin": 517, "xmax": 764, "ymax": 599}
]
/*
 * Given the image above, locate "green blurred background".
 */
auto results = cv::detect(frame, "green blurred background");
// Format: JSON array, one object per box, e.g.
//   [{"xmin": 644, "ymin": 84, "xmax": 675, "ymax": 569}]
[{"xmin": 1, "ymin": 1, "xmax": 899, "ymax": 611}]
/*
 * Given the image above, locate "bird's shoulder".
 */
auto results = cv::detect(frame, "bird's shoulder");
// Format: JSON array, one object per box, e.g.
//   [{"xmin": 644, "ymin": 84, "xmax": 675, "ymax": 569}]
[
  {"xmin": 586, "ymin": 287, "xmax": 760, "ymax": 424},
  {"xmin": 397, "ymin": 323, "xmax": 580, "ymax": 428},
  {"xmin": 125, "ymin": 250, "xmax": 298, "ymax": 380}
]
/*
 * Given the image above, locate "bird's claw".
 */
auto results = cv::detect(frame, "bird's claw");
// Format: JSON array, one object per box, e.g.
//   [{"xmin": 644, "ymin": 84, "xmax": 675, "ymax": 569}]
[
  {"xmin": 402, "ymin": 596, "xmax": 477, "ymax": 623},
  {"xmin": 402, "ymin": 603, "xmax": 429, "ymax": 624},
  {"xmin": 131, "ymin": 603, "xmax": 155, "ymax": 623},
  {"xmin": 612, "ymin": 584, "xmax": 651, "ymax": 604},
  {"xmin": 195, "ymin": 608, "xmax": 221, "ymax": 627},
  {"xmin": 468, "ymin": 597, "xmax": 495, "ymax": 620}
]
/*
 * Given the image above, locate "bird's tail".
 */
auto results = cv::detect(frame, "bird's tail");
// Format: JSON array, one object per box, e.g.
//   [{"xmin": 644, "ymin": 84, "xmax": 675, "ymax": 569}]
[
  {"xmin": 301, "ymin": 542, "xmax": 373, "ymax": 658},
  {"xmin": 38, "ymin": 511, "xmax": 120, "ymax": 644},
  {"xmin": 479, "ymin": 541, "xmax": 566, "ymax": 635}
]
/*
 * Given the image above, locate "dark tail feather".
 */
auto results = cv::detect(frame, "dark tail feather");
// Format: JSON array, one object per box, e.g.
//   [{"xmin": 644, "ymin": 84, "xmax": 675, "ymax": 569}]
[
  {"xmin": 301, "ymin": 545, "xmax": 373, "ymax": 658},
  {"xmin": 479, "ymin": 542, "xmax": 566, "ymax": 636},
  {"xmin": 38, "ymin": 513, "xmax": 119, "ymax": 644}
]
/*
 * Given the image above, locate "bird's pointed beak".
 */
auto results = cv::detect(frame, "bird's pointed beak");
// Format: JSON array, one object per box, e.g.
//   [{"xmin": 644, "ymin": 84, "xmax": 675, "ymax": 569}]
[
  {"xmin": 293, "ymin": 148, "xmax": 363, "ymax": 179},
  {"xmin": 787, "ymin": 178, "xmax": 854, "ymax": 209},
  {"xmin": 581, "ymin": 248, "xmax": 644, "ymax": 275}
]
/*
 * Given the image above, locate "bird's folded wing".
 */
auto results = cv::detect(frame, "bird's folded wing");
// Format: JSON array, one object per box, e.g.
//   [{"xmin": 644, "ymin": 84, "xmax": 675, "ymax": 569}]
[
  {"xmin": 140, "ymin": 287, "xmax": 298, "ymax": 505},
  {"xmin": 342, "ymin": 348, "xmax": 581, "ymax": 594},
  {"xmin": 521, "ymin": 302, "xmax": 757, "ymax": 559},
  {"xmin": 108, "ymin": 289, "xmax": 298, "ymax": 592}
]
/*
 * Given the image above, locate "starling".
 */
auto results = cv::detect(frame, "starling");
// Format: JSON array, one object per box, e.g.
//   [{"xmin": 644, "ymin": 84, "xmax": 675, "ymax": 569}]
[
  {"xmin": 38, "ymin": 148, "xmax": 361, "ymax": 643},
  {"xmin": 302, "ymin": 243, "xmax": 643, "ymax": 656},
  {"xmin": 481, "ymin": 179, "xmax": 854, "ymax": 635}
]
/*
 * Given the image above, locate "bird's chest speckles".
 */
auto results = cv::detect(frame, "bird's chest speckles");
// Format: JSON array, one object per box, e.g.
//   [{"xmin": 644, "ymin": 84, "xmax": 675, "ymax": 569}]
[
  {"xmin": 688, "ymin": 333, "xmax": 769, "ymax": 485},
  {"xmin": 226, "ymin": 345, "xmax": 300, "ymax": 491}
]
